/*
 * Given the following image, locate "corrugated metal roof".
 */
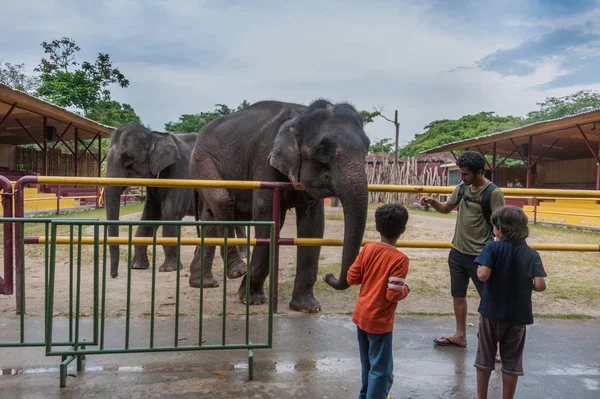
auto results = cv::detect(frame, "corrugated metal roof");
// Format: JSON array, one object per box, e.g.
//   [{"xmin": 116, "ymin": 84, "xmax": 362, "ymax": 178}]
[
  {"xmin": 0, "ymin": 83, "xmax": 115, "ymax": 136},
  {"xmin": 421, "ymin": 107, "xmax": 600, "ymax": 154}
]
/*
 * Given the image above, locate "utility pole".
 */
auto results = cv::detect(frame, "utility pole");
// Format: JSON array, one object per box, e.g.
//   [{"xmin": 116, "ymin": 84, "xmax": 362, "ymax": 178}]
[
  {"xmin": 379, "ymin": 109, "xmax": 400, "ymax": 170},
  {"xmin": 394, "ymin": 110, "xmax": 399, "ymax": 171}
]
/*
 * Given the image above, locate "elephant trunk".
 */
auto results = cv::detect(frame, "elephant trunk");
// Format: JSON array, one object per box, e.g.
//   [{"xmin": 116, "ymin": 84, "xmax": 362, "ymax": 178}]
[
  {"xmin": 325, "ymin": 161, "xmax": 369, "ymax": 290},
  {"xmin": 105, "ymin": 185, "xmax": 125, "ymax": 278}
]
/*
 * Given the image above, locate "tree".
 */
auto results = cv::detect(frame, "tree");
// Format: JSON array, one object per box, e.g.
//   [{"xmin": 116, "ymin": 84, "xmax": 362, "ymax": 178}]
[
  {"xmin": 34, "ymin": 37, "xmax": 130, "ymax": 115},
  {"xmin": 525, "ymin": 90, "xmax": 600, "ymax": 123},
  {"xmin": 0, "ymin": 60, "xmax": 39, "ymax": 92},
  {"xmin": 165, "ymin": 101, "xmax": 251, "ymax": 133},
  {"xmin": 399, "ymin": 112, "xmax": 523, "ymax": 157},
  {"xmin": 360, "ymin": 110, "xmax": 381, "ymax": 125},
  {"xmin": 86, "ymin": 101, "xmax": 142, "ymax": 127},
  {"xmin": 368, "ymin": 137, "xmax": 394, "ymax": 154}
]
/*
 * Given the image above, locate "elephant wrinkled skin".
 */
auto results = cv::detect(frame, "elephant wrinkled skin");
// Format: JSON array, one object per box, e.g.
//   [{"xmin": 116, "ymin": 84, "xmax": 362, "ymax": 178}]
[
  {"xmin": 189, "ymin": 100, "xmax": 370, "ymax": 312},
  {"xmin": 104, "ymin": 122, "xmax": 245, "ymax": 286}
]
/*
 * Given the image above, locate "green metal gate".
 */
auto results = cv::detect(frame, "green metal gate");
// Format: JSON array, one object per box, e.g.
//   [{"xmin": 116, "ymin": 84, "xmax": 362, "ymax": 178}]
[{"xmin": 1, "ymin": 217, "xmax": 275, "ymax": 387}]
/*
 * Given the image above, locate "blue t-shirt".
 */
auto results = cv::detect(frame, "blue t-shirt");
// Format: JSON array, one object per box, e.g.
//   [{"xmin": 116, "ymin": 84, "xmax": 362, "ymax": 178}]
[{"xmin": 474, "ymin": 237, "xmax": 547, "ymax": 325}]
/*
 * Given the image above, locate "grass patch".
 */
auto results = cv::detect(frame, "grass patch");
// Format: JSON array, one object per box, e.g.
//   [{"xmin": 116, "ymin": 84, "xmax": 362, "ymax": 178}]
[{"xmin": 533, "ymin": 313, "xmax": 593, "ymax": 320}]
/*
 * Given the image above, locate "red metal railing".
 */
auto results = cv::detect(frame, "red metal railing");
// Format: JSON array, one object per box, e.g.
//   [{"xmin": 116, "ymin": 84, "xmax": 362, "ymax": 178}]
[{"xmin": 0, "ymin": 175, "xmax": 13, "ymax": 295}]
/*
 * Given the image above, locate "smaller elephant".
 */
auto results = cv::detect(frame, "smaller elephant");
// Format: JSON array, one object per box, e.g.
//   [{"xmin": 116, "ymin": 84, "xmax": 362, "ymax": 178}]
[{"xmin": 104, "ymin": 122, "xmax": 247, "ymax": 285}]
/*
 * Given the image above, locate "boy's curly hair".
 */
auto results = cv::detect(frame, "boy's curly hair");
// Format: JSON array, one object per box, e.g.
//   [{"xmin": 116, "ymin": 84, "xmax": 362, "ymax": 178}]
[
  {"xmin": 457, "ymin": 150, "xmax": 486, "ymax": 176},
  {"xmin": 375, "ymin": 203, "xmax": 409, "ymax": 239},
  {"xmin": 491, "ymin": 205, "xmax": 529, "ymax": 242}
]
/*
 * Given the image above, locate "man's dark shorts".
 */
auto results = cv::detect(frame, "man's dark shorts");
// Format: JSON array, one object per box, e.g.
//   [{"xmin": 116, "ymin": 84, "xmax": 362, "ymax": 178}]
[
  {"xmin": 448, "ymin": 247, "xmax": 483, "ymax": 297},
  {"xmin": 474, "ymin": 315, "xmax": 526, "ymax": 376}
]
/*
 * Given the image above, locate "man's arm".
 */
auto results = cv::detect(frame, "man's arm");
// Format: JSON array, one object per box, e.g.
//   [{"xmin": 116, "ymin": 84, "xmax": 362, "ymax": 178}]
[
  {"xmin": 490, "ymin": 187, "xmax": 506, "ymax": 211},
  {"xmin": 420, "ymin": 185, "xmax": 460, "ymax": 214}
]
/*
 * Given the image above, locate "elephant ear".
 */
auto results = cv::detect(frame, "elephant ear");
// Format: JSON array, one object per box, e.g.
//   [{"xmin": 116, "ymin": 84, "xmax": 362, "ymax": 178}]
[
  {"xmin": 269, "ymin": 118, "xmax": 301, "ymax": 187},
  {"xmin": 149, "ymin": 133, "xmax": 178, "ymax": 177}
]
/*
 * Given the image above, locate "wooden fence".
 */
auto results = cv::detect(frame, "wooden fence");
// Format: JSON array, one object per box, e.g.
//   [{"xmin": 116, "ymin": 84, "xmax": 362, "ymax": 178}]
[{"xmin": 14, "ymin": 147, "xmax": 99, "ymax": 177}]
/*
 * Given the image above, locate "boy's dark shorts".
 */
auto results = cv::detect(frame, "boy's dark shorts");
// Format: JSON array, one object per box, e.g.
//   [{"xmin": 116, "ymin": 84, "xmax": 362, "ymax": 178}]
[
  {"xmin": 474, "ymin": 315, "xmax": 526, "ymax": 376},
  {"xmin": 448, "ymin": 247, "xmax": 483, "ymax": 297}
]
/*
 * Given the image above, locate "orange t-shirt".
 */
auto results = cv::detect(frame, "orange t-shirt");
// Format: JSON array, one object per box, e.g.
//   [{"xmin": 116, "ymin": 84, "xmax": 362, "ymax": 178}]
[{"xmin": 347, "ymin": 242, "xmax": 410, "ymax": 334}]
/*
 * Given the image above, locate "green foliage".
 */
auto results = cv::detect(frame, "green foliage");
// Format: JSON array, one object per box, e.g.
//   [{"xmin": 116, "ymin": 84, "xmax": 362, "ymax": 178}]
[
  {"xmin": 525, "ymin": 90, "xmax": 600, "ymax": 123},
  {"xmin": 369, "ymin": 137, "xmax": 394, "ymax": 154},
  {"xmin": 0, "ymin": 60, "xmax": 39, "ymax": 92},
  {"xmin": 360, "ymin": 110, "xmax": 381, "ymax": 124},
  {"xmin": 86, "ymin": 101, "xmax": 142, "ymax": 127},
  {"xmin": 34, "ymin": 37, "xmax": 129, "ymax": 114},
  {"xmin": 401, "ymin": 90, "xmax": 600, "ymax": 158},
  {"xmin": 165, "ymin": 101, "xmax": 251, "ymax": 133},
  {"xmin": 400, "ymin": 112, "xmax": 523, "ymax": 157}
]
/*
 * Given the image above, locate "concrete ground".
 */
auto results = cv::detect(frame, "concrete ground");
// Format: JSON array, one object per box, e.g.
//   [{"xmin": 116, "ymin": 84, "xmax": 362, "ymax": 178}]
[{"xmin": 0, "ymin": 314, "xmax": 599, "ymax": 398}]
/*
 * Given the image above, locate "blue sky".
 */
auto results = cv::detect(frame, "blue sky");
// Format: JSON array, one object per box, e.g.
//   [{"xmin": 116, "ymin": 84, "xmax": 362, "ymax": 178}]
[{"xmin": 1, "ymin": 0, "xmax": 599, "ymax": 146}]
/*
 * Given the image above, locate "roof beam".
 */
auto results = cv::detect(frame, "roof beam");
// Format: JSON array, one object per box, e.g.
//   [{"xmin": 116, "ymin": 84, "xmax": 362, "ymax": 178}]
[
  {"xmin": 576, "ymin": 124, "xmax": 600, "ymax": 164},
  {"xmin": 16, "ymin": 118, "xmax": 43, "ymax": 151},
  {"xmin": 0, "ymin": 102, "xmax": 17, "ymax": 131},
  {"xmin": 509, "ymin": 139, "xmax": 527, "ymax": 164},
  {"xmin": 531, "ymin": 139, "xmax": 559, "ymax": 168},
  {"xmin": 496, "ymin": 149, "xmax": 517, "ymax": 168},
  {"xmin": 50, "ymin": 122, "xmax": 74, "ymax": 154}
]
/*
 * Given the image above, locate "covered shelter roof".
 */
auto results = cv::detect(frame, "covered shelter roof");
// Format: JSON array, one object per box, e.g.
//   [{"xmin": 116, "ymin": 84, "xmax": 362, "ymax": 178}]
[
  {"xmin": 422, "ymin": 108, "xmax": 600, "ymax": 162},
  {"xmin": 0, "ymin": 83, "xmax": 114, "ymax": 146}
]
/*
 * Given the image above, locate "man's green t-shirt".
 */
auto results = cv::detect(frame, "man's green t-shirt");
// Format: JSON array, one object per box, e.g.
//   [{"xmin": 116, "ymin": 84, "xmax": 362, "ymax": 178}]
[{"xmin": 448, "ymin": 181, "xmax": 505, "ymax": 256}]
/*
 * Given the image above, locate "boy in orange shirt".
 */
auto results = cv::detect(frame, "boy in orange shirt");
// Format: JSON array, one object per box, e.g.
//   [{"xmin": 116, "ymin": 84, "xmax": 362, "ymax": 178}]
[{"xmin": 347, "ymin": 203, "xmax": 411, "ymax": 399}]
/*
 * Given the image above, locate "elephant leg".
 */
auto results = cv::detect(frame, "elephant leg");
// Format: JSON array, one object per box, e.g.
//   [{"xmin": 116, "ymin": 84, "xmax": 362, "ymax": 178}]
[
  {"xmin": 198, "ymin": 186, "xmax": 246, "ymax": 280},
  {"xmin": 158, "ymin": 190, "xmax": 188, "ymax": 272},
  {"xmin": 234, "ymin": 224, "xmax": 249, "ymax": 259},
  {"xmin": 189, "ymin": 206, "xmax": 219, "ymax": 288},
  {"xmin": 237, "ymin": 190, "xmax": 286, "ymax": 305},
  {"xmin": 289, "ymin": 200, "xmax": 324, "ymax": 313},
  {"xmin": 132, "ymin": 196, "xmax": 160, "ymax": 270}
]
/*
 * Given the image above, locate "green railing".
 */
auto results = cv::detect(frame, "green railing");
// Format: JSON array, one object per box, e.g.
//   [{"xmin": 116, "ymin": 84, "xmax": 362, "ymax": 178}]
[{"xmin": 1, "ymin": 217, "xmax": 275, "ymax": 387}]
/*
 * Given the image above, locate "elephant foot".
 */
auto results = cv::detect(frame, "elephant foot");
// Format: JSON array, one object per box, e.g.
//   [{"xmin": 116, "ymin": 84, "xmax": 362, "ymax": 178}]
[
  {"xmin": 131, "ymin": 258, "xmax": 150, "ymax": 270},
  {"xmin": 289, "ymin": 295, "xmax": 322, "ymax": 313},
  {"xmin": 189, "ymin": 274, "xmax": 220, "ymax": 288},
  {"xmin": 226, "ymin": 258, "xmax": 247, "ymax": 279},
  {"xmin": 159, "ymin": 260, "xmax": 183, "ymax": 273},
  {"xmin": 238, "ymin": 281, "xmax": 267, "ymax": 305}
]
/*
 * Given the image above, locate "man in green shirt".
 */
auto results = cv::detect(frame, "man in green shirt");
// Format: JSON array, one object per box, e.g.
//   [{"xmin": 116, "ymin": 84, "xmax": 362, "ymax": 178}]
[{"xmin": 421, "ymin": 151, "xmax": 505, "ymax": 348}]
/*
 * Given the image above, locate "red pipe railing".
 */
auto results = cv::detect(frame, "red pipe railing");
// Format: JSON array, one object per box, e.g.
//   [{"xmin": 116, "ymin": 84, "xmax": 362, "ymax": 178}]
[{"xmin": 0, "ymin": 175, "xmax": 13, "ymax": 295}]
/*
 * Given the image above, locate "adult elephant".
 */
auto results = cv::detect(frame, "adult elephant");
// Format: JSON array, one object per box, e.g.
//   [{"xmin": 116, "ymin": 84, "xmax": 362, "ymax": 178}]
[
  {"xmin": 189, "ymin": 100, "xmax": 370, "ymax": 312},
  {"xmin": 104, "ymin": 122, "xmax": 245, "ymax": 285}
]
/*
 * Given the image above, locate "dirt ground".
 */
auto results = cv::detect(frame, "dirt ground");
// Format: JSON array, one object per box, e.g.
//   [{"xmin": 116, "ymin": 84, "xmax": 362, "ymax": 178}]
[{"xmin": 1, "ymin": 204, "xmax": 599, "ymax": 319}]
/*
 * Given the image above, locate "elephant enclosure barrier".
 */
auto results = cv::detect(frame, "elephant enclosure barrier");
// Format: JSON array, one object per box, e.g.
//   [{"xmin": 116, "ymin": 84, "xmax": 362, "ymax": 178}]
[{"xmin": 1, "ymin": 175, "xmax": 600, "ymax": 387}]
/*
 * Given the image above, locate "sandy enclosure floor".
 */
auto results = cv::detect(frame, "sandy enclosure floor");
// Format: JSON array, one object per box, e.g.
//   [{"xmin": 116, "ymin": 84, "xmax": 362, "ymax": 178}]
[{"xmin": 1, "ymin": 206, "xmax": 599, "ymax": 319}]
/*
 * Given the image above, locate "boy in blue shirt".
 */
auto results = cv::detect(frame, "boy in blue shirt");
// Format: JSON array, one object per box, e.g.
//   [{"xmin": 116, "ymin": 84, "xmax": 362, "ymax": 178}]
[{"xmin": 474, "ymin": 206, "xmax": 547, "ymax": 399}]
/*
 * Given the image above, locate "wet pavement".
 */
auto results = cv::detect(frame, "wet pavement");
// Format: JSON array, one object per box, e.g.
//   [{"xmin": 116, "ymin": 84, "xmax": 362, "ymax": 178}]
[{"xmin": 0, "ymin": 314, "xmax": 599, "ymax": 398}]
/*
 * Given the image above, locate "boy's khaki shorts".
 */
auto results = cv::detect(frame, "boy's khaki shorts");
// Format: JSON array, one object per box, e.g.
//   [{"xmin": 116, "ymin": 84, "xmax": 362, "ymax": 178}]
[{"xmin": 474, "ymin": 315, "xmax": 526, "ymax": 376}]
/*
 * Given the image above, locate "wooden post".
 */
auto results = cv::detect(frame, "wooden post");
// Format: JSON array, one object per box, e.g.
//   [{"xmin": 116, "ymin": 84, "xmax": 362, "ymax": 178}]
[
  {"xmin": 43, "ymin": 116, "xmax": 48, "ymax": 177},
  {"xmin": 492, "ymin": 142, "xmax": 497, "ymax": 183},
  {"xmin": 394, "ymin": 110, "xmax": 399, "ymax": 168},
  {"xmin": 96, "ymin": 135, "xmax": 101, "ymax": 208},
  {"xmin": 74, "ymin": 127, "xmax": 79, "ymax": 177},
  {"xmin": 597, "ymin": 141, "xmax": 600, "ymax": 191},
  {"xmin": 526, "ymin": 135, "xmax": 533, "ymax": 188}
]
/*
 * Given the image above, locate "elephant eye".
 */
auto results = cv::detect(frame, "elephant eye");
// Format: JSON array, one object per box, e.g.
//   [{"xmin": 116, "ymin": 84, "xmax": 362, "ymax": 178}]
[{"xmin": 315, "ymin": 144, "xmax": 332, "ymax": 164}]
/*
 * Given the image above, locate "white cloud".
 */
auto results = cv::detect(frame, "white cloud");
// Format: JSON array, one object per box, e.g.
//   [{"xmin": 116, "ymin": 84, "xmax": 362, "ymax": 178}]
[{"xmin": 1, "ymin": 0, "xmax": 599, "ymax": 146}]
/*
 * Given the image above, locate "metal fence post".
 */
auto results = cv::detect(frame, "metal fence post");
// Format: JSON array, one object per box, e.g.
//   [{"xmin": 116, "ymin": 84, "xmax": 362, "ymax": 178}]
[
  {"xmin": 0, "ymin": 175, "xmax": 13, "ymax": 295},
  {"xmin": 272, "ymin": 187, "xmax": 281, "ymax": 314}
]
